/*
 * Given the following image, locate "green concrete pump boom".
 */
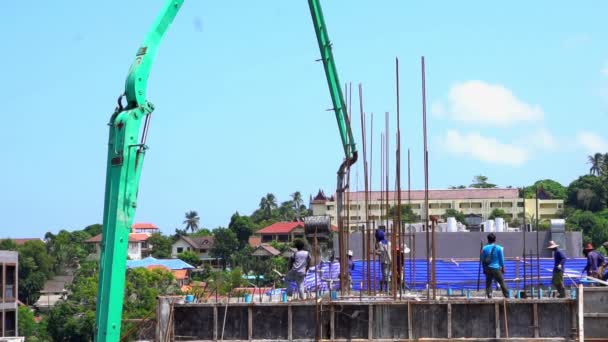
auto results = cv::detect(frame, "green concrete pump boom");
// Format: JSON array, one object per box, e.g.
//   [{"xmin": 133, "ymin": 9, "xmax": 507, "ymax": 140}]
[
  {"xmin": 308, "ymin": 0, "xmax": 358, "ymax": 289},
  {"xmin": 94, "ymin": 0, "xmax": 357, "ymax": 340},
  {"xmin": 94, "ymin": 1, "xmax": 184, "ymax": 341}
]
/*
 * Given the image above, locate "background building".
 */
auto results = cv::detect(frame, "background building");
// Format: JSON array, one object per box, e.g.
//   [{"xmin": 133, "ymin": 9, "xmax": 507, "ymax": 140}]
[
  {"xmin": 0, "ymin": 250, "xmax": 18, "ymax": 338},
  {"xmin": 311, "ymin": 188, "xmax": 564, "ymax": 231}
]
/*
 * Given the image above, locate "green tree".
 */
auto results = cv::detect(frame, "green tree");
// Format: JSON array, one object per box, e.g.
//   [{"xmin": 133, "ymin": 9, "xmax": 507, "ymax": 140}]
[
  {"xmin": 83, "ymin": 224, "xmax": 102, "ymax": 237},
  {"xmin": 566, "ymin": 175, "xmax": 607, "ymax": 212},
  {"xmin": 566, "ymin": 210, "xmax": 608, "ymax": 246},
  {"xmin": 470, "ymin": 175, "xmax": 496, "ymax": 188},
  {"xmin": 449, "ymin": 185, "xmax": 467, "ymax": 189},
  {"xmin": 0, "ymin": 238, "xmax": 17, "ymax": 250},
  {"xmin": 588, "ymin": 152, "xmax": 604, "ymax": 176},
  {"xmin": 211, "ymin": 228, "xmax": 239, "ymax": 269},
  {"xmin": 147, "ymin": 233, "xmax": 173, "ymax": 258},
  {"xmin": 388, "ymin": 204, "xmax": 418, "ymax": 223},
  {"xmin": 18, "ymin": 306, "xmax": 37, "ymax": 339},
  {"xmin": 442, "ymin": 208, "xmax": 466, "ymax": 224},
  {"xmin": 291, "ymin": 191, "xmax": 304, "ymax": 221},
  {"xmin": 177, "ymin": 250, "xmax": 201, "ymax": 267},
  {"xmin": 489, "ymin": 208, "xmax": 512, "ymax": 223},
  {"xmin": 18, "ymin": 240, "xmax": 54, "ymax": 304},
  {"xmin": 258, "ymin": 193, "xmax": 278, "ymax": 220},
  {"xmin": 523, "ymin": 179, "xmax": 567, "ymax": 199},
  {"xmin": 183, "ymin": 210, "xmax": 200, "ymax": 233},
  {"xmin": 190, "ymin": 228, "xmax": 212, "ymax": 237},
  {"xmin": 228, "ymin": 212, "xmax": 255, "ymax": 249}
]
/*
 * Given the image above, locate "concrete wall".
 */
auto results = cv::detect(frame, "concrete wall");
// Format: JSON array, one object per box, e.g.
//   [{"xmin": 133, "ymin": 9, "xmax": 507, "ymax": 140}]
[
  {"xmin": 581, "ymin": 287, "xmax": 608, "ymax": 339},
  {"xmin": 339, "ymin": 231, "xmax": 583, "ymax": 260},
  {"xmin": 159, "ymin": 298, "xmax": 579, "ymax": 341}
]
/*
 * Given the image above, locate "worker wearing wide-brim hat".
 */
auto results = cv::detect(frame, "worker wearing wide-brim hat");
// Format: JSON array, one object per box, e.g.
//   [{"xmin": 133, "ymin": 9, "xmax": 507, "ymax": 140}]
[
  {"xmin": 547, "ymin": 240, "xmax": 567, "ymax": 298},
  {"xmin": 582, "ymin": 243, "xmax": 605, "ymax": 281}
]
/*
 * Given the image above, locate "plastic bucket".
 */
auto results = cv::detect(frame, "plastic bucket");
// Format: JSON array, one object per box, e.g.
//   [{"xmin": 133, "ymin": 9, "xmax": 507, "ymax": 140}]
[
  {"xmin": 185, "ymin": 295, "xmax": 194, "ymax": 303},
  {"xmin": 245, "ymin": 294, "xmax": 252, "ymax": 303}
]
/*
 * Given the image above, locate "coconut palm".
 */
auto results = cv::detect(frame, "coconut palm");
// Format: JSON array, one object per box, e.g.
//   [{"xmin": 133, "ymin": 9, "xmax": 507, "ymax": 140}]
[
  {"xmin": 291, "ymin": 191, "xmax": 303, "ymax": 221},
  {"xmin": 183, "ymin": 210, "xmax": 200, "ymax": 233},
  {"xmin": 259, "ymin": 193, "xmax": 277, "ymax": 219},
  {"xmin": 588, "ymin": 153, "xmax": 603, "ymax": 176}
]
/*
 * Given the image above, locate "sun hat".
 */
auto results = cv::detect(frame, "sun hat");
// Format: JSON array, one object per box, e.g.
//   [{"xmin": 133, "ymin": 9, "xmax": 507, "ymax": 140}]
[{"xmin": 546, "ymin": 240, "xmax": 559, "ymax": 249}]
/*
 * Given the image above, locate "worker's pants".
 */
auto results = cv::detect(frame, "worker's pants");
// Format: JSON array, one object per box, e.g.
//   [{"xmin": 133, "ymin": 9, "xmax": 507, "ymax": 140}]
[
  {"xmin": 485, "ymin": 268, "xmax": 509, "ymax": 298},
  {"xmin": 286, "ymin": 271, "xmax": 306, "ymax": 300},
  {"xmin": 552, "ymin": 271, "xmax": 566, "ymax": 298}
]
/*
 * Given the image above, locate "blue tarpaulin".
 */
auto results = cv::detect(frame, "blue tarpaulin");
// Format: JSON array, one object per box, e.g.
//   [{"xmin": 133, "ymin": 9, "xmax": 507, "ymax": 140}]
[{"xmin": 285, "ymin": 258, "xmax": 588, "ymax": 292}]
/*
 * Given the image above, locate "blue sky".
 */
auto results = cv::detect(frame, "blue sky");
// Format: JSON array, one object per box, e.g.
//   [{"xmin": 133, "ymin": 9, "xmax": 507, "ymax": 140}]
[{"xmin": 1, "ymin": 1, "xmax": 607, "ymax": 238}]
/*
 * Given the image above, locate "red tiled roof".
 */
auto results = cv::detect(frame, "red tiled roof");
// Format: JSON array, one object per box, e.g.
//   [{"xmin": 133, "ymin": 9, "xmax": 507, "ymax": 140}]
[
  {"xmin": 338, "ymin": 188, "xmax": 519, "ymax": 201},
  {"xmin": 85, "ymin": 233, "xmax": 151, "ymax": 243},
  {"xmin": 248, "ymin": 236, "xmax": 262, "ymax": 247},
  {"xmin": 132, "ymin": 223, "xmax": 158, "ymax": 230},
  {"xmin": 257, "ymin": 222, "xmax": 304, "ymax": 234}
]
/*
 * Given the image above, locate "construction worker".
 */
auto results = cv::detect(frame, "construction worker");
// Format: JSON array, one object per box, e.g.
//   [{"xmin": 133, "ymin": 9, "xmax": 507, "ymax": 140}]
[
  {"xmin": 375, "ymin": 229, "xmax": 392, "ymax": 292},
  {"xmin": 480, "ymin": 233, "xmax": 509, "ymax": 298},
  {"xmin": 582, "ymin": 243, "xmax": 605, "ymax": 281},
  {"xmin": 347, "ymin": 250, "xmax": 354, "ymax": 290},
  {"xmin": 285, "ymin": 238, "xmax": 311, "ymax": 300},
  {"xmin": 547, "ymin": 240, "xmax": 567, "ymax": 298}
]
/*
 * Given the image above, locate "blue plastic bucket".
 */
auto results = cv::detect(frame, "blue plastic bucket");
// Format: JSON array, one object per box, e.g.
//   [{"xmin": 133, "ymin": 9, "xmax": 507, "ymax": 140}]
[
  {"xmin": 245, "ymin": 294, "xmax": 252, "ymax": 303},
  {"xmin": 185, "ymin": 295, "xmax": 194, "ymax": 303},
  {"xmin": 282, "ymin": 292, "xmax": 288, "ymax": 302}
]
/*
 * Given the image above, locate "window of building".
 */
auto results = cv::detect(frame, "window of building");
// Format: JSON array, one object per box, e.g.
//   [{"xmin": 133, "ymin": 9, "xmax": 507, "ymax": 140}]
[
  {"xmin": 501, "ymin": 202, "xmax": 513, "ymax": 208},
  {"xmin": 368, "ymin": 204, "xmax": 380, "ymax": 210},
  {"xmin": 517, "ymin": 201, "xmax": 524, "ymax": 207},
  {"xmin": 177, "ymin": 247, "xmax": 183, "ymax": 254},
  {"xmin": 471, "ymin": 202, "xmax": 482, "ymax": 208},
  {"xmin": 5, "ymin": 265, "xmax": 16, "ymax": 301},
  {"xmin": 540, "ymin": 203, "xmax": 557, "ymax": 209},
  {"xmin": 277, "ymin": 235, "xmax": 288, "ymax": 242},
  {"xmin": 326, "ymin": 205, "xmax": 334, "ymax": 210},
  {"xmin": 368, "ymin": 215, "xmax": 379, "ymax": 220},
  {"xmin": 558, "ymin": 203, "xmax": 563, "ymax": 208},
  {"xmin": 429, "ymin": 203, "xmax": 440, "ymax": 209},
  {"xmin": 459, "ymin": 203, "xmax": 471, "ymax": 209},
  {"xmin": 490, "ymin": 202, "xmax": 501, "ymax": 208},
  {"xmin": 440, "ymin": 203, "xmax": 451, "ymax": 209},
  {"xmin": 349, "ymin": 205, "xmax": 360, "ymax": 210},
  {"xmin": 4, "ymin": 310, "xmax": 16, "ymax": 336},
  {"xmin": 349, "ymin": 216, "xmax": 361, "ymax": 221},
  {"xmin": 409, "ymin": 203, "xmax": 422, "ymax": 209},
  {"xmin": 261, "ymin": 235, "xmax": 273, "ymax": 243}
]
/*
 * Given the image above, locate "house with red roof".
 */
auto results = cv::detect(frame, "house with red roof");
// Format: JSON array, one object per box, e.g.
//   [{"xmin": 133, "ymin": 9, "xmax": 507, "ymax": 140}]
[
  {"xmin": 85, "ymin": 222, "xmax": 158, "ymax": 260},
  {"xmin": 256, "ymin": 221, "xmax": 337, "ymax": 243}
]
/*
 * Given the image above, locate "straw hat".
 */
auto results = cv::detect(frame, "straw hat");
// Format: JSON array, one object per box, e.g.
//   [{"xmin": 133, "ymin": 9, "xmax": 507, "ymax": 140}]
[{"xmin": 546, "ymin": 240, "xmax": 559, "ymax": 249}]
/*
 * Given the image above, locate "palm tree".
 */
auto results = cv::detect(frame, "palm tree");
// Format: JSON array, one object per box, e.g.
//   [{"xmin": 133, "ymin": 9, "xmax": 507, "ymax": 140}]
[
  {"xmin": 588, "ymin": 153, "xmax": 603, "ymax": 176},
  {"xmin": 259, "ymin": 193, "xmax": 277, "ymax": 219},
  {"xmin": 291, "ymin": 191, "xmax": 303, "ymax": 221},
  {"xmin": 183, "ymin": 210, "xmax": 200, "ymax": 233}
]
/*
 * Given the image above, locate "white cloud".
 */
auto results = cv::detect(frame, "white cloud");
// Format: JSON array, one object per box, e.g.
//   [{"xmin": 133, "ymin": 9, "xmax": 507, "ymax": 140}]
[
  {"xmin": 433, "ymin": 80, "xmax": 544, "ymax": 126},
  {"xmin": 441, "ymin": 130, "xmax": 529, "ymax": 166},
  {"xmin": 577, "ymin": 131, "xmax": 608, "ymax": 153}
]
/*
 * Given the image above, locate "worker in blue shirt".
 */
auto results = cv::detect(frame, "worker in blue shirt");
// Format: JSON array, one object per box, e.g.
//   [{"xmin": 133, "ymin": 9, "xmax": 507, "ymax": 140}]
[
  {"xmin": 480, "ymin": 233, "xmax": 509, "ymax": 298},
  {"xmin": 547, "ymin": 240, "xmax": 567, "ymax": 298}
]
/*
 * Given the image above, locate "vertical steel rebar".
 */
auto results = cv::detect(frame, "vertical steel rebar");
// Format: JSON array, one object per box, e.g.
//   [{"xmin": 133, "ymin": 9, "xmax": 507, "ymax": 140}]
[
  {"xmin": 535, "ymin": 186, "xmax": 540, "ymax": 288},
  {"xmin": 522, "ymin": 188, "xmax": 527, "ymax": 291},
  {"xmin": 422, "ymin": 56, "xmax": 430, "ymax": 299}
]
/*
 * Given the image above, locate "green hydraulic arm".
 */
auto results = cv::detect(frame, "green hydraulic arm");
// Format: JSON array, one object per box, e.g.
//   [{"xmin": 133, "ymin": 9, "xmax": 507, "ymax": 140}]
[
  {"xmin": 307, "ymin": 0, "xmax": 358, "ymax": 290},
  {"xmin": 94, "ymin": 1, "xmax": 184, "ymax": 341}
]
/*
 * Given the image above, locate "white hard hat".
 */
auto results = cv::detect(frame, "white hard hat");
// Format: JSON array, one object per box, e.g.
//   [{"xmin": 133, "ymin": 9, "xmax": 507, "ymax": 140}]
[{"xmin": 347, "ymin": 250, "xmax": 353, "ymax": 256}]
